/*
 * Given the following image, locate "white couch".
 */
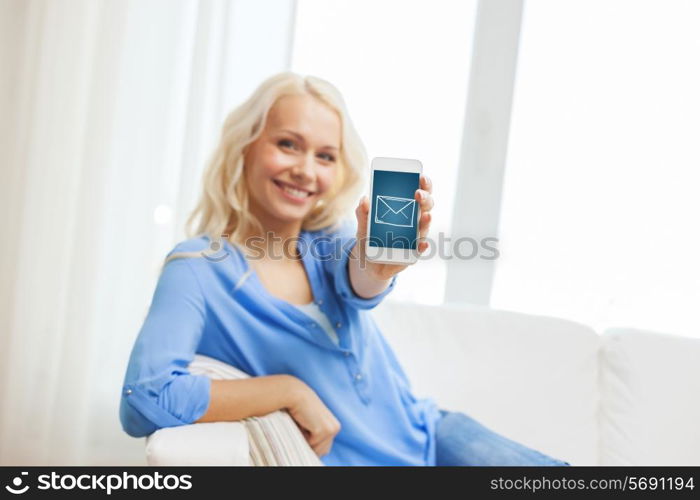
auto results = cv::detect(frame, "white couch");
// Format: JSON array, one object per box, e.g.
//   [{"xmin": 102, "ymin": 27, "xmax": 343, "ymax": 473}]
[{"xmin": 146, "ymin": 301, "xmax": 700, "ymax": 466}]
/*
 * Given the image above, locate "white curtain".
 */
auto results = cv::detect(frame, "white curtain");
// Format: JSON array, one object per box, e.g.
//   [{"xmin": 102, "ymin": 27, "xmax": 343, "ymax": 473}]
[{"xmin": 0, "ymin": 0, "xmax": 295, "ymax": 465}]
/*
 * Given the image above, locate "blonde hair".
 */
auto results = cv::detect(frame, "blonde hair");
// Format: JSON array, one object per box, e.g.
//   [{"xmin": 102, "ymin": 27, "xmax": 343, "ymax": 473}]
[{"xmin": 183, "ymin": 71, "xmax": 367, "ymax": 256}]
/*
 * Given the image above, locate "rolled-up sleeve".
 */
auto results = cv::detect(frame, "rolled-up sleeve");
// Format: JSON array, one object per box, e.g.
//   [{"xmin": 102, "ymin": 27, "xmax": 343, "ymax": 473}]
[
  {"xmin": 321, "ymin": 223, "xmax": 397, "ymax": 310},
  {"xmin": 119, "ymin": 257, "xmax": 212, "ymax": 438}
]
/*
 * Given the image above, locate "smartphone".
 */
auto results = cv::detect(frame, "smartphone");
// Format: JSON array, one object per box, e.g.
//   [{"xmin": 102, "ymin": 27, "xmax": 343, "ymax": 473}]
[{"xmin": 365, "ymin": 157, "xmax": 422, "ymax": 265}]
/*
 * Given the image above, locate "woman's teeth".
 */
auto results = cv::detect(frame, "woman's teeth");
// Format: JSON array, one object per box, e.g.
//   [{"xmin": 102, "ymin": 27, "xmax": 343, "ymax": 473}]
[
  {"xmin": 284, "ymin": 186, "xmax": 308, "ymax": 198},
  {"xmin": 277, "ymin": 181, "xmax": 311, "ymax": 198}
]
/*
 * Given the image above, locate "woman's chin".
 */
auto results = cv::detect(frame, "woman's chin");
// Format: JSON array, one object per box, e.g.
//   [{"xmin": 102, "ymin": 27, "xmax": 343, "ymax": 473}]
[
  {"xmin": 261, "ymin": 190, "xmax": 320, "ymax": 227},
  {"xmin": 268, "ymin": 205, "xmax": 312, "ymax": 225},
  {"xmin": 271, "ymin": 193, "xmax": 317, "ymax": 215}
]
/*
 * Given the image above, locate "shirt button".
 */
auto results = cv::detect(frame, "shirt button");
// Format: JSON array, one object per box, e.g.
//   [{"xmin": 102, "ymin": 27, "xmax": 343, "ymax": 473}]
[
  {"xmin": 355, "ymin": 373, "xmax": 363, "ymax": 381},
  {"xmin": 335, "ymin": 322, "xmax": 342, "ymax": 328},
  {"xmin": 125, "ymin": 389, "xmax": 132, "ymax": 395},
  {"xmin": 317, "ymin": 299, "xmax": 323, "ymax": 305}
]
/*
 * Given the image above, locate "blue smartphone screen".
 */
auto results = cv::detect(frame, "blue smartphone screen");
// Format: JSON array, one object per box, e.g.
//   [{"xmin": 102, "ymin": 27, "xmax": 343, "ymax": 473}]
[{"xmin": 369, "ymin": 169, "xmax": 420, "ymax": 249}]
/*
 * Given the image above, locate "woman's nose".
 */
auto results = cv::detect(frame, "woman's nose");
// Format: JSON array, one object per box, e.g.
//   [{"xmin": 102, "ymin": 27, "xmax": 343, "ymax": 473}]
[{"xmin": 290, "ymin": 153, "xmax": 315, "ymax": 181}]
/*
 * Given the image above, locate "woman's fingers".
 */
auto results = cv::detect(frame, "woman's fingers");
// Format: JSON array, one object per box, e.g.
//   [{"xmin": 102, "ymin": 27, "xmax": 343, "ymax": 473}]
[
  {"xmin": 417, "ymin": 212, "xmax": 431, "ymax": 254},
  {"xmin": 354, "ymin": 195, "xmax": 370, "ymax": 240},
  {"xmin": 416, "ymin": 175, "xmax": 434, "ymax": 255},
  {"xmin": 313, "ymin": 436, "xmax": 332, "ymax": 457},
  {"xmin": 415, "ymin": 188, "xmax": 434, "ymax": 213},
  {"xmin": 420, "ymin": 174, "xmax": 432, "ymax": 194},
  {"xmin": 418, "ymin": 211, "xmax": 431, "ymax": 241},
  {"xmin": 308, "ymin": 424, "xmax": 336, "ymax": 457},
  {"xmin": 416, "ymin": 184, "xmax": 432, "ymax": 253}
]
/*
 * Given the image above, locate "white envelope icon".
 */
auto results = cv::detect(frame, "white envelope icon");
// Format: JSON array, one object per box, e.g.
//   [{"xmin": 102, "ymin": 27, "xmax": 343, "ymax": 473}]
[{"xmin": 374, "ymin": 195, "xmax": 416, "ymax": 227}]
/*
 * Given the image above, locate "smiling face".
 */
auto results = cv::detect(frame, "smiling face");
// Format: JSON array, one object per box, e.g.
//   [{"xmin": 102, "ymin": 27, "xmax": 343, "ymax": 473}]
[{"xmin": 243, "ymin": 94, "xmax": 342, "ymax": 235}]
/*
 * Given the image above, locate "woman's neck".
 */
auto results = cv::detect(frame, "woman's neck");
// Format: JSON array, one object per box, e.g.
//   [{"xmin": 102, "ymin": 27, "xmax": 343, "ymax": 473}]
[{"xmin": 241, "ymin": 224, "xmax": 304, "ymax": 261}]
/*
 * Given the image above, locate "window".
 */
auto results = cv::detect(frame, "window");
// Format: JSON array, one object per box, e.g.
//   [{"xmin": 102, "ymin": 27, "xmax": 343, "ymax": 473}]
[
  {"xmin": 491, "ymin": 0, "xmax": 700, "ymax": 338},
  {"xmin": 291, "ymin": 0, "xmax": 477, "ymax": 304}
]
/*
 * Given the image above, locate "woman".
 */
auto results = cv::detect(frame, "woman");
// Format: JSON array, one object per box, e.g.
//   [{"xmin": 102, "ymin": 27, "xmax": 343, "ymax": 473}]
[{"xmin": 119, "ymin": 72, "xmax": 569, "ymax": 466}]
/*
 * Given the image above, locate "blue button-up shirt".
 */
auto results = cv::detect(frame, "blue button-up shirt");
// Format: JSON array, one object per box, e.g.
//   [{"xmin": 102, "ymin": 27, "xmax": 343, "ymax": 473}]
[{"xmin": 119, "ymin": 221, "xmax": 442, "ymax": 466}]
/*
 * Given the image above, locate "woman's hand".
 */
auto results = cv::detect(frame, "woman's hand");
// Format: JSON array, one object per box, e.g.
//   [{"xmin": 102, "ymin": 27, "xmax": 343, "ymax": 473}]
[
  {"xmin": 286, "ymin": 378, "xmax": 342, "ymax": 458},
  {"xmin": 353, "ymin": 174, "xmax": 434, "ymax": 282}
]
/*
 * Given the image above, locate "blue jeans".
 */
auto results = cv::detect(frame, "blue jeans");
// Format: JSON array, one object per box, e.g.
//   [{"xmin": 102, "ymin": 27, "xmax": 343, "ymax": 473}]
[{"xmin": 435, "ymin": 409, "xmax": 571, "ymax": 466}]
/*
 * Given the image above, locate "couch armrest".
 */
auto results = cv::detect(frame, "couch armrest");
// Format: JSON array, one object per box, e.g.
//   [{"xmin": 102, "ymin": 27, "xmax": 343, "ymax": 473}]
[
  {"xmin": 145, "ymin": 421, "xmax": 250, "ymax": 466},
  {"xmin": 145, "ymin": 354, "xmax": 252, "ymax": 465}
]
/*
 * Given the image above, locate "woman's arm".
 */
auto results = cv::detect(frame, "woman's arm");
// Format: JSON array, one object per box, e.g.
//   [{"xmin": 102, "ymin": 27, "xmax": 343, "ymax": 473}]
[
  {"xmin": 120, "ymin": 258, "xmax": 212, "ymax": 438},
  {"xmin": 197, "ymin": 374, "xmax": 342, "ymax": 457},
  {"xmin": 194, "ymin": 374, "xmax": 300, "ymax": 422},
  {"xmin": 347, "ymin": 240, "xmax": 393, "ymax": 299}
]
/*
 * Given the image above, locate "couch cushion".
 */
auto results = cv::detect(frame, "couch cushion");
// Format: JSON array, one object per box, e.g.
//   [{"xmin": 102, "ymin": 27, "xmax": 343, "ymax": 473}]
[
  {"xmin": 372, "ymin": 301, "xmax": 600, "ymax": 465},
  {"xmin": 600, "ymin": 328, "xmax": 700, "ymax": 465}
]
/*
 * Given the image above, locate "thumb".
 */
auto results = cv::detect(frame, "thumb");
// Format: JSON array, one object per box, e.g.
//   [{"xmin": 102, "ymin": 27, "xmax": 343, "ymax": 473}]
[{"xmin": 355, "ymin": 195, "xmax": 369, "ymax": 238}]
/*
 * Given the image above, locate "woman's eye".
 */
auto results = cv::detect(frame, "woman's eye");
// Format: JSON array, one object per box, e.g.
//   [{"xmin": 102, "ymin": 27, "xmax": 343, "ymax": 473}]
[{"xmin": 279, "ymin": 139, "xmax": 334, "ymax": 162}]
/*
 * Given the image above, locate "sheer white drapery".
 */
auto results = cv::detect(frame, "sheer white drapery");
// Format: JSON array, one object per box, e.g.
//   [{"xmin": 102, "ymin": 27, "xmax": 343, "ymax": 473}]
[{"xmin": 0, "ymin": 0, "xmax": 295, "ymax": 465}]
